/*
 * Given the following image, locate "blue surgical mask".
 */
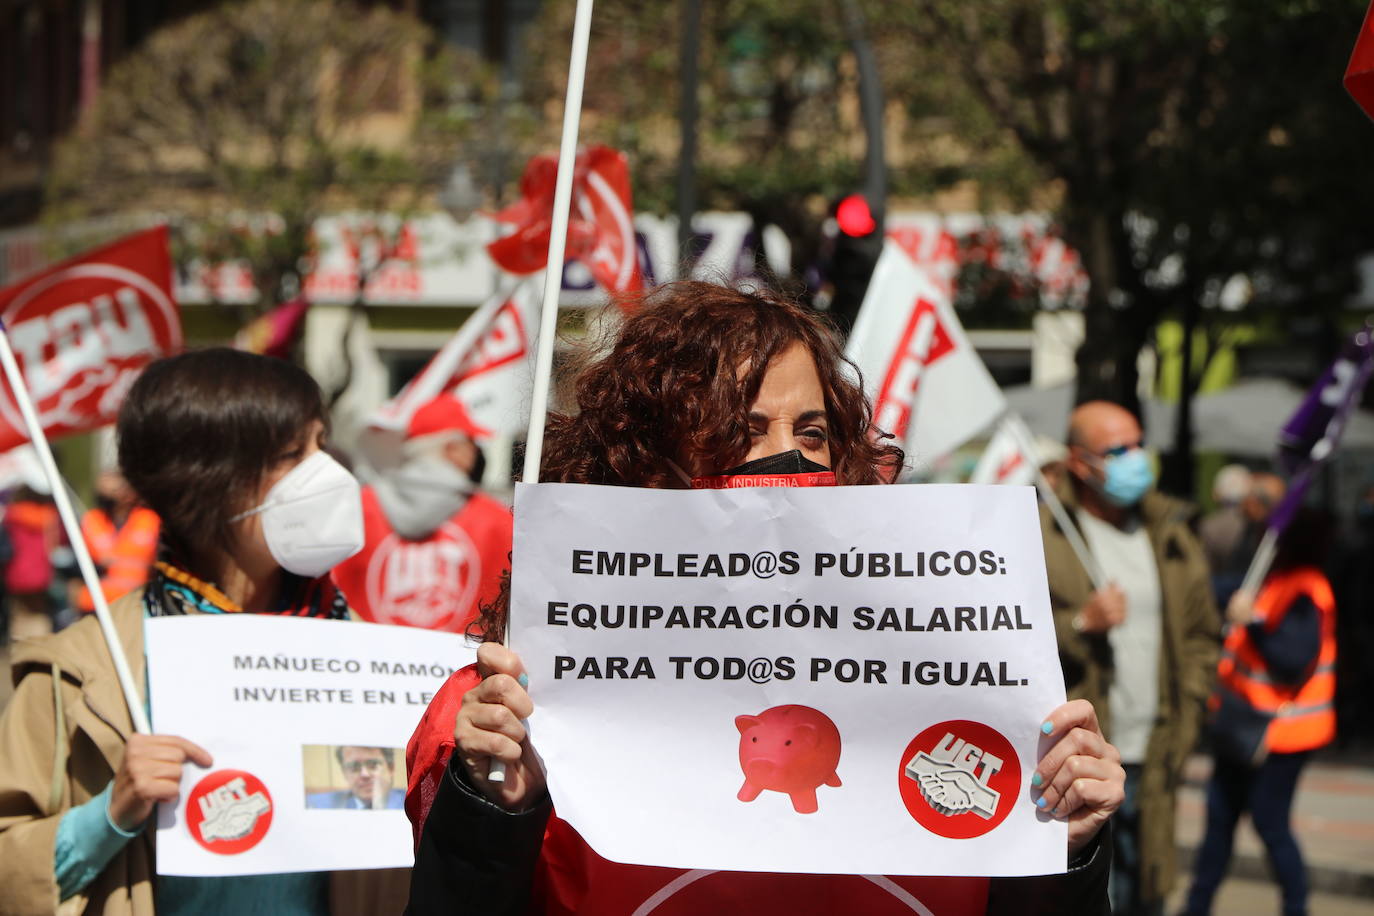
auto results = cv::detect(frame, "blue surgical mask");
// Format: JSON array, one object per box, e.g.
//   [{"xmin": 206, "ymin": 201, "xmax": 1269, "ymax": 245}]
[{"xmin": 1095, "ymin": 448, "xmax": 1154, "ymax": 507}]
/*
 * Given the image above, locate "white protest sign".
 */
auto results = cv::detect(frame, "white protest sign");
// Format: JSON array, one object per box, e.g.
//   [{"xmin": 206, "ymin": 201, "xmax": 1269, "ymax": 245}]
[
  {"xmin": 146, "ymin": 615, "xmax": 476, "ymax": 876},
  {"xmin": 510, "ymin": 482, "xmax": 1067, "ymax": 877}
]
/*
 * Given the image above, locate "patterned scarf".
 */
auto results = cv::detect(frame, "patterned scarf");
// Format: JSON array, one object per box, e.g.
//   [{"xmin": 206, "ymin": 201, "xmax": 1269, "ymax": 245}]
[{"xmin": 143, "ymin": 560, "xmax": 350, "ymax": 619}]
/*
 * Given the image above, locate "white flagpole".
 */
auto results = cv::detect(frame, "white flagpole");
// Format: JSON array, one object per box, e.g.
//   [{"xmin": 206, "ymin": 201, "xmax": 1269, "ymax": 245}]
[
  {"xmin": 1001, "ymin": 412, "xmax": 1109, "ymax": 592},
  {"xmin": 1237, "ymin": 527, "xmax": 1278, "ymax": 599},
  {"xmin": 0, "ymin": 326, "xmax": 151, "ymax": 734},
  {"xmin": 494, "ymin": 0, "xmax": 596, "ymax": 784},
  {"xmin": 521, "ymin": 0, "xmax": 595, "ymax": 486},
  {"xmin": 374, "ymin": 275, "xmax": 525, "ymax": 430}
]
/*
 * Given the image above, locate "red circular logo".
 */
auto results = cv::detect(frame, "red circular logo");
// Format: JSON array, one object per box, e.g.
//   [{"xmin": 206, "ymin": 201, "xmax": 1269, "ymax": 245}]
[
  {"xmin": 896, "ymin": 720, "xmax": 1020, "ymax": 839},
  {"xmin": 185, "ymin": 769, "xmax": 274, "ymax": 855},
  {"xmin": 362, "ymin": 522, "xmax": 480, "ymax": 630},
  {"xmin": 0, "ymin": 256, "xmax": 181, "ymax": 440}
]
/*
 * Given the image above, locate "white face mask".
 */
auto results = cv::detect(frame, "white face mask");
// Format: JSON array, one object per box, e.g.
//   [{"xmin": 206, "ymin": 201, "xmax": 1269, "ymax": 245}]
[{"xmin": 231, "ymin": 451, "xmax": 365, "ymax": 577}]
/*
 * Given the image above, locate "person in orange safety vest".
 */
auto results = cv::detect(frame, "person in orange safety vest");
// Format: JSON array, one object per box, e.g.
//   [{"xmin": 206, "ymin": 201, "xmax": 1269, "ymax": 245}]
[
  {"xmin": 76, "ymin": 470, "xmax": 160, "ymax": 613},
  {"xmin": 1180, "ymin": 507, "xmax": 1336, "ymax": 916},
  {"xmin": 332, "ymin": 394, "xmax": 512, "ymax": 633}
]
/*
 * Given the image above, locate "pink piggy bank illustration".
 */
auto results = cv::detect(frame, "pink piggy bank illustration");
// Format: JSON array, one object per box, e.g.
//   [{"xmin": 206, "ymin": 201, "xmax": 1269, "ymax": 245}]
[{"xmin": 734, "ymin": 705, "xmax": 843, "ymax": 814}]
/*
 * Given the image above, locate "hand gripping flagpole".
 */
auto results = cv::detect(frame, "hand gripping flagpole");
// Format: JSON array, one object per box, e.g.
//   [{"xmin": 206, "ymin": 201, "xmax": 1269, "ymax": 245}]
[
  {"xmin": 491, "ymin": 0, "xmax": 596, "ymax": 784},
  {"xmin": 0, "ymin": 325, "xmax": 151, "ymax": 734}
]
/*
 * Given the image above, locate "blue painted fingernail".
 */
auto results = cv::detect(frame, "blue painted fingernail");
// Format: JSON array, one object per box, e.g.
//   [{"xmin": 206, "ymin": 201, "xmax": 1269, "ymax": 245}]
[
  {"xmin": 1036, "ymin": 796, "xmax": 1049, "ymax": 809},
  {"xmin": 517, "ymin": 673, "xmax": 529, "ymax": 689},
  {"xmin": 1031, "ymin": 772, "xmax": 1043, "ymax": 787},
  {"xmin": 1041, "ymin": 721, "xmax": 1054, "ymax": 735}
]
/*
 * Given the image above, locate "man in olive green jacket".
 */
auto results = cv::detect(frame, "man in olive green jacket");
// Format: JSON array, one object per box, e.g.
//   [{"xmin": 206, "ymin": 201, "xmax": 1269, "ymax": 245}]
[{"xmin": 1041, "ymin": 402, "xmax": 1221, "ymax": 916}]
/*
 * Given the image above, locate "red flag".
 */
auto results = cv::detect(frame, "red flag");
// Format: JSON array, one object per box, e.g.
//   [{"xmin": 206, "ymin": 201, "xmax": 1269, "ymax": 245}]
[
  {"xmin": 486, "ymin": 146, "xmax": 643, "ymax": 297},
  {"xmin": 1347, "ymin": 1, "xmax": 1374, "ymax": 121},
  {"xmin": 0, "ymin": 226, "xmax": 181, "ymax": 451}
]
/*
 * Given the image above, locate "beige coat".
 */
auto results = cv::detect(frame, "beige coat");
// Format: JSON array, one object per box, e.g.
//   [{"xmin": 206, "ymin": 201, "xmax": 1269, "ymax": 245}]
[
  {"xmin": 0, "ymin": 592, "xmax": 153, "ymax": 916},
  {"xmin": 1040, "ymin": 483, "xmax": 1222, "ymax": 902},
  {"xmin": 0, "ymin": 592, "xmax": 411, "ymax": 916}
]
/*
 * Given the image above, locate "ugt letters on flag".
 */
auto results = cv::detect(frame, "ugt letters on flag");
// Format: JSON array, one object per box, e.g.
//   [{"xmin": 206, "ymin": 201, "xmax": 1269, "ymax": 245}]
[
  {"xmin": 0, "ymin": 226, "xmax": 181, "ymax": 452},
  {"xmin": 845, "ymin": 241, "xmax": 1005, "ymax": 464}
]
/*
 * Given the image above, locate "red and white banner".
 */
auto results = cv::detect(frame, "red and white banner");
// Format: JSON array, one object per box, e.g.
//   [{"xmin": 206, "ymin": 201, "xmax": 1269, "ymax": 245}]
[
  {"xmin": 369, "ymin": 281, "xmax": 540, "ymax": 440},
  {"xmin": 0, "ymin": 226, "xmax": 180, "ymax": 452},
  {"xmin": 487, "ymin": 146, "xmax": 643, "ymax": 298},
  {"xmin": 845, "ymin": 241, "xmax": 1005, "ymax": 465},
  {"xmin": 1347, "ymin": 1, "xmax": 1374, "ymax": 121},
  {"xmin": 969, "ymin": 415, "xmax": 1034, "ymax": 487}
]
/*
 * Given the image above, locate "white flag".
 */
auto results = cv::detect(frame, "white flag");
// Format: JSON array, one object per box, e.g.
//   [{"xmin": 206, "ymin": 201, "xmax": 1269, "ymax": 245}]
[
  {"xmin": 369, "ymin": 280, "xmax": 540, "ymax": 441},
  {"xmin": 970, "ymin": 416, "xmax": 1035, "ymax": 486},
  {"xmin": 845, "ymin": 241, "xmax": 1005, "ymax": 463},
  {"xmin": 0, "ymin": 445, "xmax": 49, "ymax": 494}
]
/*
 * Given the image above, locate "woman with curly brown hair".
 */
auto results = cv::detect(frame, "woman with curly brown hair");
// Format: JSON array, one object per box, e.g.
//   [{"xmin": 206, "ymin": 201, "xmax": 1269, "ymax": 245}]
[{"xmin": 404, "ymin": 281, "xmax": 1124, "ymax": 915}]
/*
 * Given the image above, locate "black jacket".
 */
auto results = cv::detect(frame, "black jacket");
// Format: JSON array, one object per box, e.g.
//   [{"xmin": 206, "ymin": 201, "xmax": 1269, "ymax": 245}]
[{"xmin": 406, "ymin": 758, "xmax": 1113, "ymax": 916}]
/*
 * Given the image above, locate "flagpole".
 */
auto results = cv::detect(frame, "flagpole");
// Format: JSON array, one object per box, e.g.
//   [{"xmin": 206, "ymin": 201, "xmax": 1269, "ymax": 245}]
[
  {"xmin": 496, "ymin": 0, "xmax": 596, "ymax": 784},
  {"xmin": 1237, "ymin": 527, "xmax": 1278, "ymax": 598},
  {"xmin": 0, "ymin": 325, "xmax": 150, "ymax": 734},
  {"xmin": 373, "ymin": 276, "xmax": 524, "ymax": 431},
  {"xmin": 1001, "ymin": 413, "xmax": 1109, "ymax": 592}
]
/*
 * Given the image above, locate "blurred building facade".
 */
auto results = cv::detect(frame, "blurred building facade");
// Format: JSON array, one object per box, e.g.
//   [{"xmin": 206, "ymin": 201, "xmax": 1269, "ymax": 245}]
[{"xmin": 0, "ymin": 0, "xmax": 540, "ymax": 229}]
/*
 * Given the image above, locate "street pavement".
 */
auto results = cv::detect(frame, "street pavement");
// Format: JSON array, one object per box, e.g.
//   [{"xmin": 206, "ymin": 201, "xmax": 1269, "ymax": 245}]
[
  {"xmin": 1172, "ymin": 753, "xmax": 1374, "ymax": 913},
  {"xmin": 1170, "ymin": 877, "xmax": 1374, "ymax": 915}
]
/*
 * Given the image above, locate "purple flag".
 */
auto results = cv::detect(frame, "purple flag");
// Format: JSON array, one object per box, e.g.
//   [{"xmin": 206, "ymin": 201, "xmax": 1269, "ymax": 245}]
[{"xmin": 1270, "ymin": 326, "xmax": 1374, "ymax": 532}]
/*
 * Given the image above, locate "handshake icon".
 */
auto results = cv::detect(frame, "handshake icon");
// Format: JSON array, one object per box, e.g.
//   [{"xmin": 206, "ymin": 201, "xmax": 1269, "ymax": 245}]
[
  {"xmin": 904, "ymin": 747, "xmax": 1001, "ymax": 820},
  {"xmin": 198, "ymin": 776, "xmax": 272, "ymax": 843}
]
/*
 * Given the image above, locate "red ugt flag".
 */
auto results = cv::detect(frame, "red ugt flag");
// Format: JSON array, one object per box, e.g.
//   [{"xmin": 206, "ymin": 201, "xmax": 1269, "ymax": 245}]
[
  {"xmin": 1348, "ymin": 1, "xmax": 1374, "ymax": 121},
  {"xmin": 0, "ymin": 226, "xmax": 181, "ymax": 451}
]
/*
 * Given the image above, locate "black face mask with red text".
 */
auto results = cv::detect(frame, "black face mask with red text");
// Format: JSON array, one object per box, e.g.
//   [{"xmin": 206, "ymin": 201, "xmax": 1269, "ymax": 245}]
[{"xmin": 691, "ymin": 449, "xmax": 837, "ymax": 489}]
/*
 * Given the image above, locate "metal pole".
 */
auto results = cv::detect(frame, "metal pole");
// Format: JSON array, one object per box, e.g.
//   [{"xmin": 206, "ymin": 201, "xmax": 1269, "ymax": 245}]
[
  {"xmin": 677, "ymin": 0, "xmax": 702, "ymax": 262},
  {"xmin": 1002, "ymin": 413, "xmax": 1109, "ymax": 591},
  {"xmin": 839, "ymin": 0, "xmax": 886, "ymax": 227}
]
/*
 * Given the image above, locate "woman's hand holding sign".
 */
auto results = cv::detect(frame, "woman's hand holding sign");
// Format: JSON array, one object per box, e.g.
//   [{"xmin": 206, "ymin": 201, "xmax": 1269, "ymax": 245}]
[
  {"xmin": 1032, "ymin": 699, "xmax": 1125, "ymax": 856},
  {"xmin": 456, "ymin": 643, "xmax": 545, "ymax": 810},
  {"xmin": 109, "ymin": 733, "xmax": 214, "ymax": 832}
]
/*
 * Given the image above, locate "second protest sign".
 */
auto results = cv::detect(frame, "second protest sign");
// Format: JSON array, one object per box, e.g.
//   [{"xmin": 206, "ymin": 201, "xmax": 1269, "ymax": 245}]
[{"xmin": 510, "ymin": 482, "xmax": 1067, "ymax": 877}]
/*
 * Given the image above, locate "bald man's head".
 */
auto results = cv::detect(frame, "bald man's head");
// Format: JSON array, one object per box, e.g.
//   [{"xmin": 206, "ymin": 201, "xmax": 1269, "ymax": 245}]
[
  {"xmin": 1065, "ymin": 400, "xmax": 1150, "ymax": 511},
  {"xmin": 1067, "ymin": 401, "xmax": 1143, "ymax": 455}
]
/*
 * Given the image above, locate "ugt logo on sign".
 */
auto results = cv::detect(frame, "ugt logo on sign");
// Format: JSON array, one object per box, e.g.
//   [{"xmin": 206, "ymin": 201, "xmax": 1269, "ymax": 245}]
[
  {"xmin": 185, "ymin": 769, "xmax": 274, "ymax": 855},
  {"xmin": 896, "ymin": 720, "xmax": 1020, "ymax": 839}
]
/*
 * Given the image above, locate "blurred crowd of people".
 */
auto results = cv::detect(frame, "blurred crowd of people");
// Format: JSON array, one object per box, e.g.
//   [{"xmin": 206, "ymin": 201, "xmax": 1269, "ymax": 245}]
[
  {"xmin": 0, "ymin": 469, "xmax": 160, "ymax": 646},
  {"xmin": 0, "ymin": 340, "xmax": 1363, "ymax": 916},
  {"xmin": 0, "ymin": 397, "xmax": 511, "ymax": 653}
]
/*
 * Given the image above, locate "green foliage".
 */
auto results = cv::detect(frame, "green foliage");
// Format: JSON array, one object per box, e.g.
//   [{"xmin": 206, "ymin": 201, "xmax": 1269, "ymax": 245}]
[
  {"xmin": 45, "ymin": 0, "xmax": 496, "ymax": 316},
  {"xmin": 521, "ymin": 0, "xmax": 855, "ymax": 238},
  {"xmin": 885, "ymin": 0, "xmax": 1374, "ymax": 409}
]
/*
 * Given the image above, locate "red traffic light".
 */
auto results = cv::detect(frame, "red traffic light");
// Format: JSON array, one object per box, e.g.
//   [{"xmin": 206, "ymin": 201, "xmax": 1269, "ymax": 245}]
[{"xmin": 836, "ymin": 194, "xmax": 876, "ymax": 237}]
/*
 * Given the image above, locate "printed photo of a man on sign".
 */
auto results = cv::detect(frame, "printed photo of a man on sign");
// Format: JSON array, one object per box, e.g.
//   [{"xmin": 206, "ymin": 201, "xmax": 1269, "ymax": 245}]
[{"xmin": 303, "ymin": 745, "xmax": 407, "ymax": 811}]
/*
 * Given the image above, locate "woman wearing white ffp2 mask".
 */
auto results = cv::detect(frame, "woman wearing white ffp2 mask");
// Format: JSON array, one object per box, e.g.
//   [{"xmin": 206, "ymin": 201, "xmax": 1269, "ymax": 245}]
[
  {"xmin": 0, "ymin": 348, "xmax": 379, "ymax": 916},
  {"xmin": 230, "ymin": 449, "xmax": 365, "ymax": 577}
]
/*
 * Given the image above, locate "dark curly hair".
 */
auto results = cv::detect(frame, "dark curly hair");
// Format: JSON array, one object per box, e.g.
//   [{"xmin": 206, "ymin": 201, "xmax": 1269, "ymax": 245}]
[{"xmin": 473, "ymin": 280, "xmax": 902, "ymax": 642}]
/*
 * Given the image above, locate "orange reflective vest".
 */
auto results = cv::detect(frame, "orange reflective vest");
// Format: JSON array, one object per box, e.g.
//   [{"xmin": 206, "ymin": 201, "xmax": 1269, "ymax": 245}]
[
  {"xmin": 77, "ymin": 507, "xmax": 160, "ymax": 612},
  {"xmin": 1216, "ymin": 566, "xmax": 1336, "ymax": 754}
]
